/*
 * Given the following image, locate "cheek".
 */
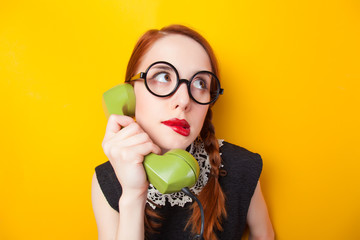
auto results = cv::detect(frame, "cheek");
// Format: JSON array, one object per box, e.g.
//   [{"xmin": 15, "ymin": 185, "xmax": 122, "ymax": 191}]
[
  {"xmin": 134, "ymin": 84, "xmax": 161, "ymax": 125},
  {"xmin": 134, "ymin": 84, "xmax": 148, "ymax": 120},
  {"xmin": 192, "ymin": 106, "xmax": 209, "ymax": 131}
]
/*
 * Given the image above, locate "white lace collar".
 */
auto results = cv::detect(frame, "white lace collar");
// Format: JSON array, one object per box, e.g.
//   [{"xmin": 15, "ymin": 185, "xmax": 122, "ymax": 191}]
[{"xmin": 146, "ymin": 139, "xmax": 224, "ymax": 209}]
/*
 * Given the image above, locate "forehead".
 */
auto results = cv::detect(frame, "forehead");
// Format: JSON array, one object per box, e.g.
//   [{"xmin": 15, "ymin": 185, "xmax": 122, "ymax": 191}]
[{"xmin": 138, "ymin": 34, "xmax": 212, "ymax": 75}]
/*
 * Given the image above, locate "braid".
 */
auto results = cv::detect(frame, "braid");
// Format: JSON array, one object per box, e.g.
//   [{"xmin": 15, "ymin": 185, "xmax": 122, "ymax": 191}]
[
  {"xmin": 144, "ymin": 205, "xmax": 163, "ymax": 240},
  {"xmin": 185, "ymin": 109, "xmax": 227, "ymax": 240}
]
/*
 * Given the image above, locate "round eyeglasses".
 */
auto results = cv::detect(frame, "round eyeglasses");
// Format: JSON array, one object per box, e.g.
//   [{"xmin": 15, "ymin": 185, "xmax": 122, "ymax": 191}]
[{"xmin": 129, "ymin": 61, "xmax": 224, "ymax": 105}]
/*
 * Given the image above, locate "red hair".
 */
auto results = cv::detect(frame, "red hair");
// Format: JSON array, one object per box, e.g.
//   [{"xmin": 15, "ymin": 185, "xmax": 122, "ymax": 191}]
[{"xmin": 125, "ymin": 24, "xmax": 227, "ymax": 240}]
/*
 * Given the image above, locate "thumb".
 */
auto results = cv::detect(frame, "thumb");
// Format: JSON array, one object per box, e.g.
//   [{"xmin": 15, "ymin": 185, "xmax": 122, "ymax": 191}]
[{"xmin": 152, "ymin": 143, "xmax": 162, "ymax": 156}]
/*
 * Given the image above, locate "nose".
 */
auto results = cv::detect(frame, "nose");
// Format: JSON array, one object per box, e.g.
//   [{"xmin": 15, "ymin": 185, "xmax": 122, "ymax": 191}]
[{"xmin": 171, "ymin": 80, "xmax": 191, "ymax": 111}]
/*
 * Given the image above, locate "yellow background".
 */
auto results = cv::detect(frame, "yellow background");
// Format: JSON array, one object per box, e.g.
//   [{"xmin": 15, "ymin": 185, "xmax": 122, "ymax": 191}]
[{"xmin": 1, "ymin": 0, "xmax": 359, "ymax": 239}]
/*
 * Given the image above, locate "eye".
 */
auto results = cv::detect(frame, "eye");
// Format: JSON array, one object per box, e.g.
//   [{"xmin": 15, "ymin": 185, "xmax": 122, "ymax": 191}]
[
  {"xmin": 154, "ymin": 72, "xmax": 172, "ymax": 83},
  {"xmin": 193, "ymin": 78, "xmax": 208, "ymax": 90}
]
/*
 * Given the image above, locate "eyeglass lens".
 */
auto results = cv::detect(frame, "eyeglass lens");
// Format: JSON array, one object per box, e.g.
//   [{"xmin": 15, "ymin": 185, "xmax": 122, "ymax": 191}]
[{"xmin": 146, "ymin": 62, "xmax": 219, "ymax": 104}]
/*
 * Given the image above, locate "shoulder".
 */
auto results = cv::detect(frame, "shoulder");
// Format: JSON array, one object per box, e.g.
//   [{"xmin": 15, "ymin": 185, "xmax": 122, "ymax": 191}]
[
  {"xmin": 218, "ymin": 141, "xmax": 263, "ymax": 195},
  {"xmin": 220, "ymin": 140, "xmax": 263, "ymax": 173},
  {"xmin": 214, "ymin": 141, "xmax": 265, "ymax": 237},
  {"xmin": 91, "ymin": 172, "xmax": 121, "ymax": 238},
  {"xmin": 95, "ymin": 161, "xmax": 122, "ymax": 212}
]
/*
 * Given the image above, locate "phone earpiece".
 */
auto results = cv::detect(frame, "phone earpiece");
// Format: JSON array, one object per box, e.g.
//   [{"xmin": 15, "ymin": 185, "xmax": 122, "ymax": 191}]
[
  {"xmin": 102, "ymin": 83, "xmax": 136, "ymax": 119},
  {"xmin": 102, "ymin": 83, "xmax": 200, "ymax": 194}
]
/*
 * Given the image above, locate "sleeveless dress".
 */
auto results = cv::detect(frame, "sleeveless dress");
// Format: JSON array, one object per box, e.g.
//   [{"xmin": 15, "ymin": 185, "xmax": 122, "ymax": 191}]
[{"xmin": 95, "ymin": 140, "xmax": 263, "ymax": 239}]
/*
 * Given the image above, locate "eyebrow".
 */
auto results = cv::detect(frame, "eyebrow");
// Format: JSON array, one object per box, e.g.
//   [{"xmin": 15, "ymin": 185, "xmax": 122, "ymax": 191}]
[{"xmin": 151, "ymin": 65, "xmax": 174, "ymax": 71}]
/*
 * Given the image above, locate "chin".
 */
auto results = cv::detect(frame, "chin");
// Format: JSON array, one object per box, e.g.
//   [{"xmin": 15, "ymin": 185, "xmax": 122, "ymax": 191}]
[{"xmin": 156, "ymin": 136, "xmax": 193, "ymax": 152}]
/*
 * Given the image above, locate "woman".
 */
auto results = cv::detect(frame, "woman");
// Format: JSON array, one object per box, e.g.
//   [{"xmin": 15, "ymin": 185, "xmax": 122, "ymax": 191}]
[{"xmin": 92, "ymin": 24, "xmax": 274, "ymax": 240}]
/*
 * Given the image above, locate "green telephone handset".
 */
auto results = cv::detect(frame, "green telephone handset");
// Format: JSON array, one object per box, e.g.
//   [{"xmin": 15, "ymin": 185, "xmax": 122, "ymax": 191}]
[{"xmin": 102, "ymin": 84, "xmax": 200, "ymax": 194}]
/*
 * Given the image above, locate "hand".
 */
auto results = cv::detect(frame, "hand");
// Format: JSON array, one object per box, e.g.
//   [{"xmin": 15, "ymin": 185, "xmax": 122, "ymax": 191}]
[{"xmin": 102, "ymin": 114, "xmax": 161, "ymax": 196}]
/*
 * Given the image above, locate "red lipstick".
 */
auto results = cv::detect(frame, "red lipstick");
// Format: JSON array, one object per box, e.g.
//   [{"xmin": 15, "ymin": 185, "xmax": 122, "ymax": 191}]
[{"xmin": 161, "ymin": 118, "xmax": 190, "ymax": 136}]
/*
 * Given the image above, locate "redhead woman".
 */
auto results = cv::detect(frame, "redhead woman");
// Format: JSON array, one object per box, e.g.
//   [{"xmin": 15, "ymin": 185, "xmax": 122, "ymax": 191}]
[{"xmin": 91, "ymin": 25, "xmax": 274, "ymax": 240}]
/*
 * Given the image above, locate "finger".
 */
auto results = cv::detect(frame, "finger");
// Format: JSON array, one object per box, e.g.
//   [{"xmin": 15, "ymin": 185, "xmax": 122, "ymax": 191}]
[
  {"xmin": 104, "ymin": 123, "xmax": 145, "ymax": 149},
  {"xmin": 152, "ymin": 143, "xmax": 162, "ymax": 155},
  {"xmin": 128, "ymin": 133, "xmax": 161, "ymax": 156},
  {"xmin": 130, "ymin": 142, "xmax": 162, "ymax": 163},
  {"xmin": 104, "ymin": 114, "xmax": 135, "ymax": 139},
  {"xmin": 115, "ymin": 132, "xmax": 152, "ymax": 148},
  {"xmin": 108, "ymin": 131, "xmax": 161, "ymax": 156},
  {"xmin": 110, "ymin": 122, "xmax": 144, "ymax": 142}
]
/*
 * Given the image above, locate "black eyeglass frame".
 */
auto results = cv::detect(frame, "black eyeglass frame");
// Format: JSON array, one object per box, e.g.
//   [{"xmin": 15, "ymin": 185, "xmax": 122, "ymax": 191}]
[{"xmin": 130, "ymin": 61, "xmax": 224, "ymax": 105}]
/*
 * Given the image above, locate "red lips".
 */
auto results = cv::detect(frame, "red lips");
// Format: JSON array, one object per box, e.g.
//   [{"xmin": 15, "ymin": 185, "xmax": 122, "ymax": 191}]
[{"xmin": 161, "ymin": 118, "xmax": 190, "ymax": 136}]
